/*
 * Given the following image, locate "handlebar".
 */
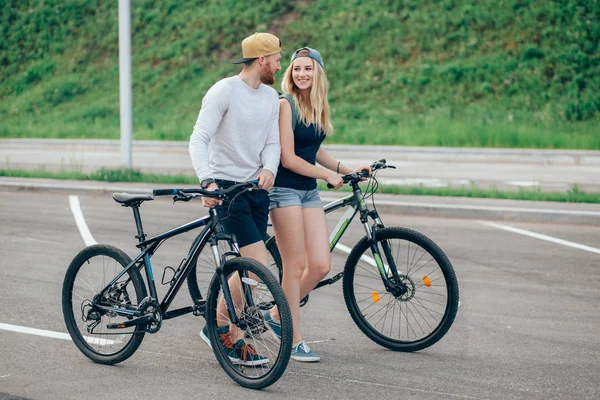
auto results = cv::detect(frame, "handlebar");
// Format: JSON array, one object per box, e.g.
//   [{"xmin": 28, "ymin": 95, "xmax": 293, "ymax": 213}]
[
  {"xmin": 153, "ymin": 180, "xmax": 260, "ymax": 202},
  {"xmin": 326, "ymin": 159, "xmax": 395, "ymax": 189}
]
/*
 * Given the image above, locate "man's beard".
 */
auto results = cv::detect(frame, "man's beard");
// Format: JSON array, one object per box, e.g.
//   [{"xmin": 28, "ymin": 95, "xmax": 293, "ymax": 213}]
[{"xmin": 260, "ymin": 64, "xmax": 276, "ymax": 85}]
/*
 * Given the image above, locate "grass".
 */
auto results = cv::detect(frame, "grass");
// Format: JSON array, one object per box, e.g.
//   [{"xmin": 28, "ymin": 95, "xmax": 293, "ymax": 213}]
[
  {"xmin": 0, "ymin": 167, "xmax": 198, "ymax": 185},
  {"xmin": 1, "ymin": 0, "xmax": 599, "ymax": 149},
  {"xmin": 2, "ymin": 168, "xmax": 598, "ymax": 204}
]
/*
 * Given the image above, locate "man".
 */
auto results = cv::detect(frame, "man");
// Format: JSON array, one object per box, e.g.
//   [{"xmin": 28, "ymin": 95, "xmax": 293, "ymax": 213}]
[{"xmin": 189, "ymin": 32, "xmax": 282, "ymax": 366}]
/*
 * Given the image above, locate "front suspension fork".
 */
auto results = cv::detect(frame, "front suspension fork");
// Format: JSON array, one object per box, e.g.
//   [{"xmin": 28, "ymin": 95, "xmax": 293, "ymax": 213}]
[{"xmin": 364, "ymin": 223, "xmax": 402, "ymax": 292}]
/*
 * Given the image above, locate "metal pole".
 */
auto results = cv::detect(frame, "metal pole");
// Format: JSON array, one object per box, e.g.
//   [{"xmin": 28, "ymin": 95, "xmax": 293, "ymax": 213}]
[{"xmin": 118, "ymin": 0, "xmax": 132, "ymax": 169}]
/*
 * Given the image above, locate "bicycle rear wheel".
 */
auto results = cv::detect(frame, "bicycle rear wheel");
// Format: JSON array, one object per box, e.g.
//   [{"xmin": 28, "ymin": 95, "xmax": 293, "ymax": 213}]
[
  {"xmin": 205, "ymin": 257, "xmax": 292, "ymax": 389},
  {"xmin": 343, "ymin": 227, "xmax": 459, "ymax": 352},
  {"xmin": 62, "ymin": 244, "xmax": 147, "ymax": 364}
]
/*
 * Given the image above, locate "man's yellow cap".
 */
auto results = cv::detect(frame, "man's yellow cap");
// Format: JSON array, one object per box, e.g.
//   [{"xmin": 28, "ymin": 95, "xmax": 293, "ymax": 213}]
[{"xmin": 232, "ymin": 32, "xmax": 282, "ymax": 64}]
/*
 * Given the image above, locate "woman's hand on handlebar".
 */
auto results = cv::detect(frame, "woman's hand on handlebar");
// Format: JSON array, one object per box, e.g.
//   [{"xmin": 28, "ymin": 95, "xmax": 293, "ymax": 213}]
[
  {"xmin": 325, "ymin": 173, "xmax": 344, "ymax": 190},
  {"xmin": 352, "ymin": 165, "xmax": 372, "ymax": 181},
  {"xmin": 201, "ymin": 183, "xmax": 223, "ymax": 208}
]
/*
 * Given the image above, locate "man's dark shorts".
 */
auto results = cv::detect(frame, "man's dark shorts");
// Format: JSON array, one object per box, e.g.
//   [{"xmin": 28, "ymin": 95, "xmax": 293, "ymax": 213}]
[{"xmin": 214, "ymin": 180, "xmax": 269, "ymax": 248}]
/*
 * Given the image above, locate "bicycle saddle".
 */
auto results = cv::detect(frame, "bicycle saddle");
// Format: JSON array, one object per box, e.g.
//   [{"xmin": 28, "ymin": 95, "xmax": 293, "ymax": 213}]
[{"xmin": 112, "ymin": 192, "xmax": 154, "ymax": 206}]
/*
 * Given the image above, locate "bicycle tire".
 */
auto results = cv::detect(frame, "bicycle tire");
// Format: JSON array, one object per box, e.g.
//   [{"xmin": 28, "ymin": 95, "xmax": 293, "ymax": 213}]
[
  {"xmin": 342, "ymin": 227, "xmax": 459, "ymax": 352},
  {"xmin": 186, "ymin": 233, "xmax": 219, "ymax": 304},
  {"xmin": 62, "ymin": 244, "xmax": 147, "ymax": 364},
  {"xmin": 205, "ymin": 257, "xmax": 292, "ymax": 389}
]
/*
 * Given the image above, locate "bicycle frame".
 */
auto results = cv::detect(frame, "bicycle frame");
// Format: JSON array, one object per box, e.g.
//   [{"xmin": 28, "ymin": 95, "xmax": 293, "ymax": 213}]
[
  {"xmin": 313, "ymin": 182, "xmax": 401, "ymax": 291},
  {"xmin": 94, "ymin": 207, "xmax": 239, "ymax": 324}
]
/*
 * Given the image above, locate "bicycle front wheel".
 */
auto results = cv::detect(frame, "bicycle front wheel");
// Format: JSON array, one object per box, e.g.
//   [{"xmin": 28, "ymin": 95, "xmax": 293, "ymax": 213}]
[
  {"xmin": 62, "ymin": 244, "xmax": 147, "ymax": 364},
  {"xmin": 188, "ymin": 234, "xmax": 283, "ymax": 304},
  {"xmin": 205, "ymin": 257, "xmax": 292, "ymax": 389},
  {"xmin": 343, "ymin": 227, "xmax": 459, "ymax": 352}
]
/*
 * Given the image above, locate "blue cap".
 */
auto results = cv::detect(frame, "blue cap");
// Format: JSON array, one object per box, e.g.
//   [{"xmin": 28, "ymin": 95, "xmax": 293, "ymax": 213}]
[{"xmin": 290, "ymin": 47, "xmax": 325, "ymax": 69}]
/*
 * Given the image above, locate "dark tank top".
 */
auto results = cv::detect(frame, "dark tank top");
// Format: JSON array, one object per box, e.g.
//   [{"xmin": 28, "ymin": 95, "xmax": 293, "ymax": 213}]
[{"xmin": 274, "ymin": 122, "xmax": 326, "ymax": 190}]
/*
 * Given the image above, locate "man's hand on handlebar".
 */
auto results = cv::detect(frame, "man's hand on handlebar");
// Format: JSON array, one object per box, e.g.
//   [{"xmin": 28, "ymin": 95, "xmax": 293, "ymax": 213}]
[
  {"xmin": 201, "ymin": 183, "xmax": 223, "ymax": 208},
  {"xmin": 256, "ymin": 169, "xmax": 275, "ymax": 191}
]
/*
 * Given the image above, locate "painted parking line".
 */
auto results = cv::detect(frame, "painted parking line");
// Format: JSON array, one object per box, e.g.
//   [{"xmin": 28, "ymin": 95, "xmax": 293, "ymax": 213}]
[
  {"xmin": 479, "ymin": 221, "xmax": 600, "ymax": 255},
  {"xmin": 0, "ymin": 322, "xmax": 114, "ymax": 345},
  {"xmin": 69, "ymin": 195, "xmax": 97, "ymax": 246},
  {"xmin": 334, "ymin": 242, "xmax": 378, "ymax": 268}
]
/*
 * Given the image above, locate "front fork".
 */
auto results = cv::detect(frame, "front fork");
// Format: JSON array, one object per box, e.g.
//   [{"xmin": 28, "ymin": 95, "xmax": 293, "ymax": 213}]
[
  {"xmin": 209, "ymin": 230, "xmax": 255, "ymax": 327},
  {"xmin": 361, "ymin": 215, "xmax": 404, "ymax": 295}
]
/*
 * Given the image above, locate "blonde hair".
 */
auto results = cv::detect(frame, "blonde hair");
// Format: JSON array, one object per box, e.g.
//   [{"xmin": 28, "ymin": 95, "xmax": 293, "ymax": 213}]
[{"xmin": 281, "ymin": 59, "xmax": 333, "ymax": 135}]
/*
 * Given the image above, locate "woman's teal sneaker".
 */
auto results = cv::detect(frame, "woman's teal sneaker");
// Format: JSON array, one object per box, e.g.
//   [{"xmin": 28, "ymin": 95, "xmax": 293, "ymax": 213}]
[
  {"xmin": 291, "ymin": 341, "xmax": 320, "ymax": 362},
  {"xmin": 263, "ymin": 310, "xmax": 282, "ymax": 342}
]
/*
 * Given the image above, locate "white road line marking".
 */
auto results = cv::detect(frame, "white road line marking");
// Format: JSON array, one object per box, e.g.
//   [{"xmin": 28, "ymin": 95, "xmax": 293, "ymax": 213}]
[
  {"xmin": 0, "ymin": 322, "xmax": 115, "ymax": 345},
  {"xmin": 479, "ymin": 221, "xmax": 600, "ymax": 255},
  {"xmin": 333, "ymin": 242, "xmax": 354, "ymax": 256},
  {"xmin": 334, "ymin": 243, "xmax": 378, "ymax": 268},
  {"xmin": 69, "ymin": 195, "xmax": 97, "ymax": 246},
  {"xmin": 0, "ymin": 322, "xmax": 72, "ymax": 340}
]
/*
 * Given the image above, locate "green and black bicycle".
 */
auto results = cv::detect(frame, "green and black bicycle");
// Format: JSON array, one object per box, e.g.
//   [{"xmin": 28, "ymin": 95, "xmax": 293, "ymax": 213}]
[{"xmin": 261, "ymin": 159, "xmax": 459, "ymax": 352}]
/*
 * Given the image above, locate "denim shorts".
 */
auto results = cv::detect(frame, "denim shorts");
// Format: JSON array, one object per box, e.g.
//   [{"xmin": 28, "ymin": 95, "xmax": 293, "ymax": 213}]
[{"xmin": 269, "ymin": 186, "xmax": 322, "ymax": 210}]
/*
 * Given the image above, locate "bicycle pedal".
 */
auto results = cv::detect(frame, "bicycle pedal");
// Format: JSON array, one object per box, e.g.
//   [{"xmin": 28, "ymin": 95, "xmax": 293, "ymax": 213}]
[{"xmin": 193, "ymin": 299, "xmax": 206, "ymax": 316}]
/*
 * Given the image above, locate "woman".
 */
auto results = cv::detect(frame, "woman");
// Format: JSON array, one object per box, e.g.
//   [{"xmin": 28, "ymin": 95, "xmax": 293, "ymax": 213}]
[{"xmin": 264, "ymin": 47, "xmax": 370, "ymax": 362}]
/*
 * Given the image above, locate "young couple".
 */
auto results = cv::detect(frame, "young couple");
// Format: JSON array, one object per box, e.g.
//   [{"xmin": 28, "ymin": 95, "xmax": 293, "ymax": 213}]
[{"xmin": 189, "ymin": 32, "xmax": 369, "ymax": 363}]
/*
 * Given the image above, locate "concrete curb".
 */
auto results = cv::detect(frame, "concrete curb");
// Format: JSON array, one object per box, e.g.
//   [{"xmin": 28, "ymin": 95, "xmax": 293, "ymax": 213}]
[
  {"xmin": 2, "ymin": 138, "xmax": 600, "ymax": 165},
  {"xmin": 2, "ymin": 178, "xmax": 599, "ymax": 226}
]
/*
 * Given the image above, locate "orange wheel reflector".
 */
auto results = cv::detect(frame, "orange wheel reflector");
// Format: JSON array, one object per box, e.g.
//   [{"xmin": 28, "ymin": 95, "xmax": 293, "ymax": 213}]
[
  {"xmin": 371, "ymin": 291, "xmax": 380, "ymax": 303},
  {"xmin": 423, "ymin": 276, "xmax": 431, "ymax": 287}
]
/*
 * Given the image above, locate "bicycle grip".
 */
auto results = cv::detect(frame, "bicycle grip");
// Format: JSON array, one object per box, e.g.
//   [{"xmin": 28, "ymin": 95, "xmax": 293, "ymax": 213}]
[
  {"xmin": 153, "ymin": 189, "xmax": 177, "ymax": 196},
  {"xmin": 327, "ymin": 183, "xmax": 334, "ymax": 189}
]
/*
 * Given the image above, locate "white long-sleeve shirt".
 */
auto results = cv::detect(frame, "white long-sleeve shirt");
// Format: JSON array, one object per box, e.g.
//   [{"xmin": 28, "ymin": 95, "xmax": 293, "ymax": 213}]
[{"xmin": 189, "ymin": 75, "xmax": 281, "ymax": 183}]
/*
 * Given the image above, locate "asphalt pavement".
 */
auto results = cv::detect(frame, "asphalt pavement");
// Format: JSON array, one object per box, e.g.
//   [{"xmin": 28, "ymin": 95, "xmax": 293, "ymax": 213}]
[
  {"xmin": 1, "ymin": 189, "xmax": 599, "ymax": 399},
  {"xmin": 1, "ymin": 139, "xmax": 599, "ymax": 225}
]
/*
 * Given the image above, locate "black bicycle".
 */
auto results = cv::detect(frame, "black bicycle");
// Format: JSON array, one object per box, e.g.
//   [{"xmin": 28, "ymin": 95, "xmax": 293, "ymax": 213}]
[
  {"xmin": 62, "ymin": 182, "xmax": 293, "ymax": 389},
  {"xmin": 260, "ymin": 160, "xmax": 459, "ymax": 352}
]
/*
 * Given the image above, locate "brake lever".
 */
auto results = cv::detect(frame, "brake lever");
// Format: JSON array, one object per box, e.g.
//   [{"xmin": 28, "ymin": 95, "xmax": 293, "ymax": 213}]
[{"xmin": 173, "ymin": 193, "xmax": 193, "ymax": 203}]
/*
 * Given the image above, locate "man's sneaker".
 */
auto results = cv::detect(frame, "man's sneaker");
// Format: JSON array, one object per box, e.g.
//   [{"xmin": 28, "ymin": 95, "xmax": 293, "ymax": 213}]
[
  {"xmin": 263, "ymin": 310, "xmax": 282, "ymax": 342},
  {"xmin": 201, "ymin": 325, "xmax": 269, "ymax": 366},
  {"xmin": 291, "ymin": 341, "xmax": 320, "ymax": 362},
  {"xmin": 232, "ymin": 339, "xmax": 270, "ymax": 366},
  {"xmin": 200, "ymin": 325, "xmax": 240, "ymax": 363}
]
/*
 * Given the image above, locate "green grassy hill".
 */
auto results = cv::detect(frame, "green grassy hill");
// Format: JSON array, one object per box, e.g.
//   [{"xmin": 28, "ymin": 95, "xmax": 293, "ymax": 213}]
[{"xmin": 1, "ymin": 0, "xmax": 599, "ymax": 149}]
